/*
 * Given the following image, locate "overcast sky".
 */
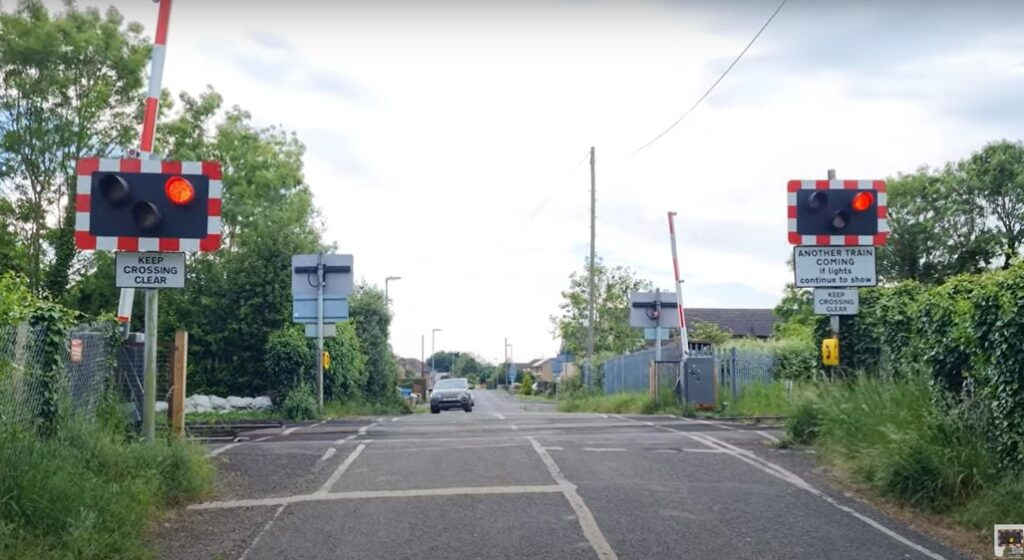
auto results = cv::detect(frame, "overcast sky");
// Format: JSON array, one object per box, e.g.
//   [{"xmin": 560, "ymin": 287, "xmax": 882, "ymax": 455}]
[{"xmin": 59, "ymin": 0, "xmax": 1024, "ymax": 363}]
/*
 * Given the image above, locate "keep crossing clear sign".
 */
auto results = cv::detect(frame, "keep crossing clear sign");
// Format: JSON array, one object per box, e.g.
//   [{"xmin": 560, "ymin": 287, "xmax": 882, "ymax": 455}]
[
  {"xmin": 813, "ymin": 288, "xmax": 859, "ymax": 315},
  {"xmin": 115, "ymin": 252, "xmax": 186, "ymax": 289}
]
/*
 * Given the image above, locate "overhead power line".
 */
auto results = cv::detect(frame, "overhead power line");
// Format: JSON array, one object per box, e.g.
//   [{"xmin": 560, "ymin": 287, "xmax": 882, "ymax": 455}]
[{"xmin": 633, "ymin": 0, "xmax": 789, "ymax": 153}]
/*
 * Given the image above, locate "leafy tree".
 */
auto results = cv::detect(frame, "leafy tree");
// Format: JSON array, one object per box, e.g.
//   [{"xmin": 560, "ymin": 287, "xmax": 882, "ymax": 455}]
[
  {"xmin": 145, "ymin": 88, "xmax": 321, "ymax": 396},
  {"xmin": 349, "ymin": 285, "xmax": 398, "ymax": 401},
  {"xmin": 0, "ymin": 1, "xmax": 149, "ymax": 296},
  {"xmin": 878, "ymin": 165, "xmax": 994, "ymax": 284},
  {"xmin": 773, "ymin": 284, "xmax": 816, "ymax": 340},
  {"xmin": 964, "ymin": 140, "xmax": 1024, "ymax": 269},
  {"xmin": 551, "ymin": 256, "xmax": 652, "ymax": 361},
  {"xmin": 690, "ymin": 322, "xmax": 733, "ymax": 346}
]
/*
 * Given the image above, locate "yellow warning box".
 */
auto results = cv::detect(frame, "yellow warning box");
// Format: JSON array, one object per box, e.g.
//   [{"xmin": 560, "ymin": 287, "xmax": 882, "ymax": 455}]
[{"xmin": 822, "ymin": 338, "xmax": 839, "ymax": 366}]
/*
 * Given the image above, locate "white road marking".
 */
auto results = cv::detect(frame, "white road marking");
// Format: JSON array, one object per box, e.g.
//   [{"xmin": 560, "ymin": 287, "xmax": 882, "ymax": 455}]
[
  {"xmin": 318, "ymin": 443, "xmax": 367, "ymax": 494},
  {"xmin": 391, "ymin": 417, "xmax": 400, "ymax": 422},
  {"xmin": 582, "ymin": 447, "xmax": 626, "ymax": 452},
  {"xmin": 318, "ymin": 447, "xmax": 337, "ymax": 462},
  {"xmin": 254, "ymin": 435, "xmax": 273, "ymax": 442},
  {"xmin": 624, "ymin": 415, "xmax": 949, "ymax": 560},
  {"xmin": 370, "ymin": 442, "xmax": 529, "ymax": 452},
  {"xmin": 358, "ymin": 422, "xmax": 377, "ymax": 435},
  {"xmin": 509, "ymin": 424, "xmax": 519, "ymax": 431},
  {"xmin": 542, "ymin": 446, "xmax": 564, "ymax": 451},
  {"xmin": 528, "ymin": 437, "xmax": 617, "ymax": 560},
  {"xmin": 756, "ymin": 430, "xmax": 780, "ymax": 443},
  {"xmin": 334, "ymin": 434, "xmax": 356, "ymax": 446},
  {"xmin": 238, "ymin": 504, "xmax": 286, "ymax": 560},
  {"xmin": 683, "ymin": 448, "xmax": 728, "ymax": 453},
  {"xmin": 207, "ymin": 442, "xmax": 241, "ymax": 457},
  {"xmin": 682, "ymin": 417, "xmax": 737, "ymax": 431},
  {"xmin": 601, "ymin": 414, "xmax": 609, "ymax": 419},
  {"xmin": 189, "ymin": 485, "xmax": 563, "ymax": 510},
  {"xmin": 494, "ymin": 413, "xmax": 506, "ymax": 420},
  {"xmin": 281, "ymin": 426, "xmax": 299, "ymax": 436}
]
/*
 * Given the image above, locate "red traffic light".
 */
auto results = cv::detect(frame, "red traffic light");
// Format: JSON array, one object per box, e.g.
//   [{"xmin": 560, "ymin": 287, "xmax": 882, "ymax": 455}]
[
  {"xmin": 851, "ymin": 191, "xmax": 874, "ymax": 212},
  {"xmin": 164, "ymin": 176, "xmax": 195, "ymax": 206}
]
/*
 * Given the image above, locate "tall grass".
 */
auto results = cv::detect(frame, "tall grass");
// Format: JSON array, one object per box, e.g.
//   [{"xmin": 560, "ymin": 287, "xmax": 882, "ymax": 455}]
[
  {"xmin": 323, "ymin": 397, "xmax": 411, "ymax": 417},
  {"xmin": 0, "ymin": 397, "xmax": 213, "ymax": 559},
  {"xmin": 786, "ymin": 374, "xmax": 1014, "ymax": 532},
  {"xmin": 556, "ymin": 390, "xmax": 690, "ymax": 415},
  {"xmin": 720, "ymin": 381, "xmax": 819, "ymax": 417}
]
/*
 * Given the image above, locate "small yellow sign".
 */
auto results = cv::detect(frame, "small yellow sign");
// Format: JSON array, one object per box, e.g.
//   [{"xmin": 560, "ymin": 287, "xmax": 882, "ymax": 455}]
[
  {"xmin": 322, "ymin": 351, "xmax": 331, "ymax": 369},
  {"xmin": 822, "ymin": 338, "xmax": 839, "ymax": 366}
]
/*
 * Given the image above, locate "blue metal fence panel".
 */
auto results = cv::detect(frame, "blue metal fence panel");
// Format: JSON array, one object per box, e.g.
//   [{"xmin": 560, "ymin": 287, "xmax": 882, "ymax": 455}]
[{"xmin": 601, "ymin": 344, "xmax": 774, "ymax": 397}]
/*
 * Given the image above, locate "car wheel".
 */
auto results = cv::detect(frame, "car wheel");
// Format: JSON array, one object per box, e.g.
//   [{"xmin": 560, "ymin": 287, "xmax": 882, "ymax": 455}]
[
  {"xmin": 431, "ymin": 406, "xmax": 440, "ymax": 414},
  {"xmin": 463, "ymin": 405, "xmax": 472, "ymax": 413}
]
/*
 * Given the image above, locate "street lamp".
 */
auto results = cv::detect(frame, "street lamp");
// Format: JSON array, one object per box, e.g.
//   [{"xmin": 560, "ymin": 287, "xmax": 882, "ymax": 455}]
[
  {"xmin": 431, "ymin": 328, "xmax": 442, "ymax": 375},
  {"xmin": 385, "ymin": 276, "xmax": 401, "ymax": 303}
]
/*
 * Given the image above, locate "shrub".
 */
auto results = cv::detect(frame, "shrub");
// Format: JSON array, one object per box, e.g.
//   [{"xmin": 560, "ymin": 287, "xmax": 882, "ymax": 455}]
[
  {"xmin": 281, "ymin": 382, "xmax": 319, "ymax": 421},
  {"xmin": 264, "ymin": 326, "xmax": 314, "ymax": 398},
  {"xmin": 786, "ymin": 401, "xmax": 821, "ymax": 444},
  {"xmin": 816, "ymin": 263, "xmax": 1024, "ymax": 465},
  {"xmin": 518, "ymin": 373, "xmax": 535, "ymax": 396}
]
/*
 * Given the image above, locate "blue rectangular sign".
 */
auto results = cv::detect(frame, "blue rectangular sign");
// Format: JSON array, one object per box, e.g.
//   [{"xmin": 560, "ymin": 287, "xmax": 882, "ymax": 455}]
[{"xmin": 292, "ymin": 296, "xmax": 349, "ymax": 323}]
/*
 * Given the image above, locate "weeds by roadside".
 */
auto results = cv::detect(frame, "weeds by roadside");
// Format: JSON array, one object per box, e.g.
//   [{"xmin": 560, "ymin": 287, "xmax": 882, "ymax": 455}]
[
  {"xmin": 784, "ymin": 374, "xmax": 1019, "ymax": 536},
  {"xmin": 0, "ymin": 396, "xmax": 213, "ymax": 559}
]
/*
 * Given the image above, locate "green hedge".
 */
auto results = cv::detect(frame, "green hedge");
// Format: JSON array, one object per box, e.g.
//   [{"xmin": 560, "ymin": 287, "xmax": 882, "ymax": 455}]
[{"xmin": 825, "ymin": 263, "xmax": 1024, "ymax": 465}]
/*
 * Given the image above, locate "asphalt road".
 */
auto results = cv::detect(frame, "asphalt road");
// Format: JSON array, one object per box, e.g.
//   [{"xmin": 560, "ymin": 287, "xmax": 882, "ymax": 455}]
[{"xmin": 157, "ymin": 390, "xmax": 971, "ymax": 560}]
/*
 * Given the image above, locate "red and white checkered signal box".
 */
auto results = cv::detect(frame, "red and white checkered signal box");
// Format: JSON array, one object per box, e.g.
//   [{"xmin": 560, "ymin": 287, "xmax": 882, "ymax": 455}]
[{"xmin": 74, "ymin": 158, "xmax": 222, "ymax": 252}]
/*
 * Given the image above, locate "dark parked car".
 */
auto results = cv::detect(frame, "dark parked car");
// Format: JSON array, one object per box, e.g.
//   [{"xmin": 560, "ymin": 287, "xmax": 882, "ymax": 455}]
[{"xmin": 430, "ymin": 378, "xmax": 473, "ymax": 413}]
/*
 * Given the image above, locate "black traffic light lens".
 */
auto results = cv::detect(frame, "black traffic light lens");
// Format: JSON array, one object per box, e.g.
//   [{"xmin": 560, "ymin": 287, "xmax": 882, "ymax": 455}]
[
  {"xmin": 831, "ymin": 211, "xmax": 850, "ymax": 230},
  {"xmin": 99, "ymin": 174, "xmax": 131, "ymax": 207},
  {"xmin": 132, "ymin": 201, "xmax": 162, "ymax": 233},
  {"xmin": 807, "ymin": 191, "xmax": 828, "ymax": 210}
]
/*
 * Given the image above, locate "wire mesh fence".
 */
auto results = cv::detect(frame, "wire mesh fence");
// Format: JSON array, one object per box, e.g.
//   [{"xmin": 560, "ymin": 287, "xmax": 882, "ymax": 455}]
[
  {"xmin": 716, "ymin": 346, "xmax": 775, "ymax": 401},
  {"xmin": 601, "ymin": 343, "xmax": 775, "ymax": 398},
  {"xmin": 0, "ymin": 324, "xmax": 114, "ymax": 427}
]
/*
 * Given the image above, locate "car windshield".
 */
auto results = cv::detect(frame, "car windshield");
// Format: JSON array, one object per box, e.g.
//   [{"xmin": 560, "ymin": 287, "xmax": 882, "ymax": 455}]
[{"xmin": 434, "ymin": 379, "xmax": 468, "ymax": 391}]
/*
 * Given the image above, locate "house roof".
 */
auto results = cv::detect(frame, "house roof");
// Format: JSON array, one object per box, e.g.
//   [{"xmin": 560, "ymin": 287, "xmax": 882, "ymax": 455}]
[{"xmin": 685, "ymin": 308, "xmax": 778, "ymax": 338}]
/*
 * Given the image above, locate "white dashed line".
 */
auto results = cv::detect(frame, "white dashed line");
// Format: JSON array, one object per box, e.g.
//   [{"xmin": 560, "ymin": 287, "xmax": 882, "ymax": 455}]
[
  {"xmin": 756, "ymin": 430, "xmax": 780, "ymax": 443},
  {"xmin": 238, "ymin": 504, "xmax": 286, "ymax": 560},
  {"xmin": 528, "ymin": 437, "xmax": 617, "ymax": 560},
  {"xmin": 318, "ymin": 447, "xmax": 337, "ymax": 462},
  {"xmin": 207, "ymin": 442, "xmax": 241, "ymax": 457},
  {"xmin": 391, "ymin": 417, "xmax": 400, "ymax": 422},
  {"xmin": 358, "ymin": 422, "xmax": 377, "ymax": 435},
  {"xmin": 281, "ymin": 426, "xmax": 299, "ymax": 436},
  {"xmin": 582, "ymin": 447, "xmax": 626, "ymax": 452},
  {"xmin": 495, "ymin": 413, "xmax": 506, "ymax": 420},
  {"xmin": 318, "ymin": 443, "xmax": 367, "ymax": 494},
  {"xmin": 509, "ymin": 424, "xmax": 519, "ymax": 431},
  {"xmin": 334, "ymin": 434, "xmax": 356, "ymax": 446},
  {"xmin": 190, "ymin": 485, "xmax": 563, "ymax": 510},
  {"xmin": 254, "ymin": 435, "xmax": 273, "ymax": 442},
  {"xmin": 542, "ymin": 446, "xmax": 564, "ymax": 451}
]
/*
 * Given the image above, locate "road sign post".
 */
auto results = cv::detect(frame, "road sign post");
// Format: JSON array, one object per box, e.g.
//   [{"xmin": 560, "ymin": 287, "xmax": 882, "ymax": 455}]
[
  {"xmin": 292, "ymin": 253, "xmax": 354, "ymax": 409},
  {"xmin": 787, "ymin": 169, "xmax": 888, "ymax": 369},
  {"xmin": 75, "ymin": 156, "xmax": 220, "ymax": 442}
]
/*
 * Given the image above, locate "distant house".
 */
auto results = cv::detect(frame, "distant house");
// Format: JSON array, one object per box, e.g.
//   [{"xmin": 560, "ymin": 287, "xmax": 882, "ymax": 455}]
[{"xmin": 685, "ymin": 308, "xmax": 778, "ymax": 339}]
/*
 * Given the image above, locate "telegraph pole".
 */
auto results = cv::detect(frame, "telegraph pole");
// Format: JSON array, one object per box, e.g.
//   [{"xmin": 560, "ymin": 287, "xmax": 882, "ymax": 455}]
[{"xmin": 586, "ymin": 146, "xmax": 597, "ymax": 387}]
